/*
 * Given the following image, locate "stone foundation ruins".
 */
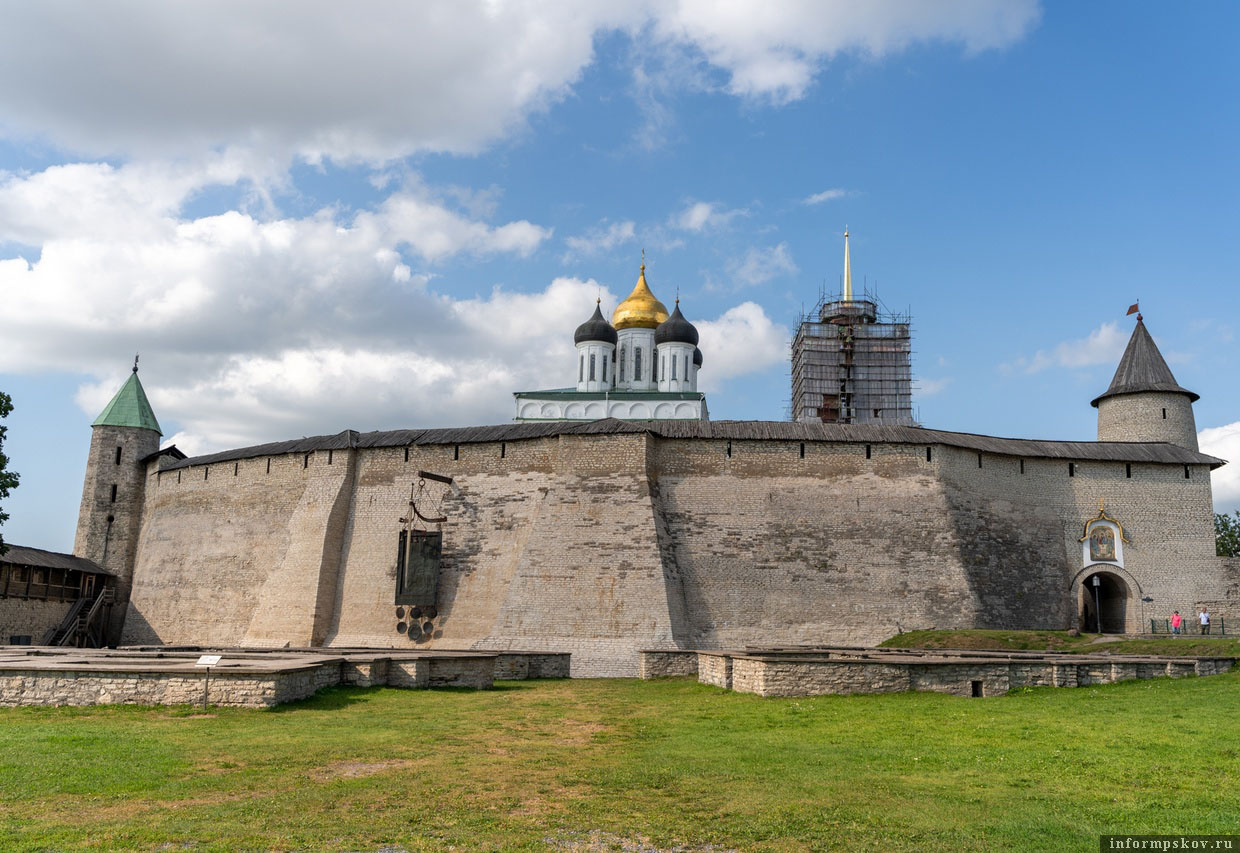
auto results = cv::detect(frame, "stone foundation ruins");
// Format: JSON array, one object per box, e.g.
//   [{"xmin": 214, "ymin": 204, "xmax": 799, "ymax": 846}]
[
  {"xmin": 639, "ymin": 647, "xmax": 1236, "ymax": 698},
  {"xmin": 0, "ymin": 647, "xmax": 569, "ymax": 708}
]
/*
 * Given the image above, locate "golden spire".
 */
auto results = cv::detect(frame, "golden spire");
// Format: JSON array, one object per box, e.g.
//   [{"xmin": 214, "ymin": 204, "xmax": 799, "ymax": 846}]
[
  {"xmin": 612, "ymin": 254, "xmax": 669, "ymax": 330},
  {"xmin": 843, "ymin": 227, "xmax": 852, "ymax": 302}
]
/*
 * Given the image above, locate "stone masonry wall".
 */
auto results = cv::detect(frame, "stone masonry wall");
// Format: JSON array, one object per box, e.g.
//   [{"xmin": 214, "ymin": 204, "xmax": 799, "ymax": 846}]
[
  {"xmin": 123, "ymin": 450, "xmax": 354, "ymax": 646},
  {"xmin": 121, "ymin": 430, "xmax": 1227, "ymax": 676},
  {"xmin": 325, "ymin": 434, "xmax": 678, "ymax": 677},
  {"xmin": 0, "ymin": 598, "xmax": 74, "ymax": 643},
  {"xmin": 1096, "ymin": 392, "xmax": 1198, "ymax": 450},
  {"xmin": 650, "ymin": 438, "xmax": 1069, "ymax": 648},
  {"xmin": 74, "ymin": 424, "xmax": 160, "ymax": 640},
  {"xmin": 934, "ymin": 445, "xmax": 1222, "ymax": 633}
]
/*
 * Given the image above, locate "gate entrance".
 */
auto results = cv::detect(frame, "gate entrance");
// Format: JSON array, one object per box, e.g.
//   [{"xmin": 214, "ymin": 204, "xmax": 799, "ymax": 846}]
[{"xmin": 1080, "ymin": 571, "xmax": 1130, "ymax": 633}]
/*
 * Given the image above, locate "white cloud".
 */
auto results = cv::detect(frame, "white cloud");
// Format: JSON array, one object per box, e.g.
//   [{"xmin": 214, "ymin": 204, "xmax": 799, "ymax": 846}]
[
  {"xmin": 803, "ymin": 188, "xmax": 848, "ymax": 205},
  {"xmin": 0, "ymin": 157, "xmax": 786, "ymax": 454},
  {"xmin": 1002, "ymin": 322, "xmax": 1128, "ymax": 375},
  {"xmin": 0, "ymin": 2, "xmax": 1039, "ymax": 163},
  {"xmin": 1200, "ymin": 422, "xmax": 1240, "ymax": 513},
  {"xmin": 728, "ymin": 243, "xmax": 798, "ymax": 287},
  {"xmin": 563, "ymin": 219, "xmax": 636, "ymax": 260},
  {"xmin": 672, "ymin": 200, "xmax": 747, "ymax": 232},
  {"xmin": 0, "ymin": 160, "xmax": 573, "ymax": 450},
  {"xmin": 918, "ymin": 377, "xmax": 952, "ymax": 397},
  {"xmin": 695, "ymin": 302, "xmax": 789, "ymax": 390},
  {"xmin": 651, "ymin": 0, "xmax": 1040, "ymax": 104}
]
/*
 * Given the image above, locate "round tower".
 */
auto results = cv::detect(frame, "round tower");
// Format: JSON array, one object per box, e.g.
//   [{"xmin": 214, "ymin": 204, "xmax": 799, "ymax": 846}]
[
  {"xmin": 74, "ymin": 359, "xmax": 162, "ymax": 641},
  {"xmin": 574, "ymin": 300, "xmax": 618, "ymax": 392},
  {"xmin": 612, "ymin": 258, "xmax": 668, "ymax": 392},
  {"xmin": 655, "ymin": 300, "xmax": 699, "ymax": 393},
  {"xmin": 1092, "ymin": 315, "xmax": 1199, "ymax": 450}
]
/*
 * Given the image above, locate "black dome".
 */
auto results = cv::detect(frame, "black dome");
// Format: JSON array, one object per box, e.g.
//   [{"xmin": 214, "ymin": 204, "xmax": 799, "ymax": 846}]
[
  {"xmin": 654, "ymin": 302, "xmax": 698, "ymax": 346},
  {"xmin": 693, "ymin": 347, "xmax": 703, "ymax": 368},
  {"xmin": 574, "ymin": 303, "xmax": 618, "ymax": 345}
]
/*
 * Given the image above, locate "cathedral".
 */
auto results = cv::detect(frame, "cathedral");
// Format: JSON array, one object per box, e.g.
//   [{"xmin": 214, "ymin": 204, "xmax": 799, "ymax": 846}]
[{"xmin": 514, "ymin": 260, "xmax": 707, "ymax": 422}]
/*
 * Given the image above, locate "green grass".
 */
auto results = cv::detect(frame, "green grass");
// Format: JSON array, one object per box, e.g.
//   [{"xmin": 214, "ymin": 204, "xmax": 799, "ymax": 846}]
[
  {"xmin": 880, "ymin": 628, "xmax": 1240, "ymax": 657},
  {"xmin": 2, "ymin": 674, "xmax": 1240, "ymax": 851}
]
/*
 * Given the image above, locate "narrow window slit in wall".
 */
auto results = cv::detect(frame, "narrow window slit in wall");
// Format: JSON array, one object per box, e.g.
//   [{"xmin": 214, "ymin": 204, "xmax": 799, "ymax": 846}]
[
  {"xmin": 501, "ymin": 442, "xmax": 506, "ymax": 459},
  {"xmin": 234, "ymin": 462, "xmax": 239, "ymax": 477},
  {"xmin": 110, "ymin": 484, "xmax": 117, "ymax": 502},
  {"xmin": 926, "ymin": 447, "xmax": 932, "ymax": 463},
  {"xmin": 328, "ymin": 450, "xmax": 333, "ymax": 465},
  {"xmin": 865, "ymin": 445, "xmax": 872, "ymax": 459},
  {"xmin": 1162, "ymin": 408, "xmax": 1167, "ymax": 419},
  {"xmin": 1020, "ymin": 459, "xmax": 1025, "ymax": 474},
  {"xmin": 1126, "ymin": 463, "xmax": 1132, "ymax": 479},
  {"xmin": 977, "ymin": 453, "xmax": 983, "ymax": 469},
  {"xmin": 266, "ymin": 458, "xmax": 271, "ymax": 474},
  {"xmin": 1184, "ymin": 465, "xmax": 1191, "ymax": 479},
  {"xmin": 204, "ymin": 467, "xmax": 209, "ymax": 481},
  {"xmin": 404, "ymin": 446, "xmax": 409, "ymax": 463},
  {"xmin": 799, "ymin": 442, "xmax": 805, "ymax": 459},
  {"xmin": 726, "ymin": 441, "xmax": 732, "ymax": 459},
  {"xmin": 453, "ymin": 445, "xmax": 459, "ymax": 461},
  {"xmin": 177, "ymin": 471, "xmax": 181, "ymax": 484},
  {"xmin": 303, "ymin": 453, "xmax": 310, "ymax": 469},
  {"xmin": 1068, "ymin": 463, "xmax": 1075, "ymax": 477},
  {"xmin": 115, "ymin": 446, "xmax": 122, "ymax": 465}
]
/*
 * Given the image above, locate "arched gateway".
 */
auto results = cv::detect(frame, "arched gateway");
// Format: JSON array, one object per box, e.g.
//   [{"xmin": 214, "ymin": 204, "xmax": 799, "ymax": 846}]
[{"xmin": 1079, "ymin": 570, "xmax": 1132, "ymax": 634}]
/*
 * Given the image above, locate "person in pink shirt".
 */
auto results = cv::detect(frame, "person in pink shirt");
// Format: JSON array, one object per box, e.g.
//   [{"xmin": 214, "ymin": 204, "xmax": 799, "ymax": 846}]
[{"xmin": 1170, "ymin": 610, "xmax": 1182, "ymax": 635}]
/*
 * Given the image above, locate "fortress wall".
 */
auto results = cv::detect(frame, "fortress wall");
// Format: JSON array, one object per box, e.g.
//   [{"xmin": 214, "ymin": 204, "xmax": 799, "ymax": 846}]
[
  {"xmin": 648, "ymin": 437, "xmax": 977, "ymax": 648},
  {"xmin": 123, "ymin": 450, "xmax": 352, "ymax": 646},
  {"xmin": 326, "ymin": 434, "xmax": 677, "ymax": 677},
  {"xmin": 935, "ymin": 446, "xmax": 1221, "ymax": 631},
  {"xmin": 325, "ymin": 438, "xmax": 557, "ymax": 649}
]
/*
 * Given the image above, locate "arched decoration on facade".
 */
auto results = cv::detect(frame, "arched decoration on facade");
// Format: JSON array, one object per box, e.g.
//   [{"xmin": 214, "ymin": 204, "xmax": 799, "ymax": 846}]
[{"xmin": 1078, "ymin": 499, "xmax": 1129, "ymax": 569}]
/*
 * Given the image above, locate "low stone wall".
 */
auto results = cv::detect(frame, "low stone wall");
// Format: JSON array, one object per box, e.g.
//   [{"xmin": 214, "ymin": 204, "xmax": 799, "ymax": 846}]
[
  {"xmin": 638, "ymin": 650, "xmax": 699, "ymax": 679},
  {"xmin": 493, "ymin": 652, "xmax": 571, "ymax": 680},
  {"xmin": 697, "ymin": 653, "xmax": 733, "ymax": 689},
  {"xmin": 427, "ymin": 656, "xmax": 493, "ymax": 689},
  {"xmin": 700, "ymin": 649, "xmax": 1236, "ymax": 699},
  {"xmin": 0, "ymin": 667, "xmax": 325, "ymax": 709},
  {"xmin": 0, "ymin": 647, "xmax": 569, "ymax": 707},
  {"xmin": 733, "ymin": 658, "xmax": 911, "ymax": 698}
]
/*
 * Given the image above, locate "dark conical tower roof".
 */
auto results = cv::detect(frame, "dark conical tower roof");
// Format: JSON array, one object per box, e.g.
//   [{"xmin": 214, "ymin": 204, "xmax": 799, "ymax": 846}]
[
  {"xmin": 654, "ymin": 302, "xmax": 699, "ymax": 346},
  {"xmin": 1091, "ymin": 317, "xmax": 1198, "ymax": 407},
  {"xmin": 574, "ymin": 301, "xmax": 618, "ymax": 345}
]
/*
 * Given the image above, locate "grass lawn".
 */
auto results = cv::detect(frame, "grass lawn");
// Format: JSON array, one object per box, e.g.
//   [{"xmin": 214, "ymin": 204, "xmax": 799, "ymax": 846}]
[
  {"xmin": 2, "ymin": 673, "xmax": 1239, "ymax": 851},
  {"xmin": 880, "ymin": 628, "xmax": 1240, "ymax": 657}
]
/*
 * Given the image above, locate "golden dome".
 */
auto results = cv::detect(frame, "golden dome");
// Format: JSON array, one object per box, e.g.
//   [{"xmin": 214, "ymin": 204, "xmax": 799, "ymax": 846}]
[{"xmin": 612, "ymin": 264, "xmax": 669, "ymax": 330}]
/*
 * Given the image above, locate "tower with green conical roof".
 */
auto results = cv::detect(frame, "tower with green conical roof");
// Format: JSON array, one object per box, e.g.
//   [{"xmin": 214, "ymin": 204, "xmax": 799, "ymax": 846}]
[{"xmin": 74, "ymin": 357, "xmax": 162, "ymax": 643}]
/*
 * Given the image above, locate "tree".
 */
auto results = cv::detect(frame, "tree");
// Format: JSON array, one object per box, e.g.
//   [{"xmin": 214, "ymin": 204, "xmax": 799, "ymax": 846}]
[
  {"xmin": 1217, "ymin": 511, "xmax": 1240, "ymax": 558},
  {"xmin": 0, "ymin": 391, "xmax": 17, "ymax": 556}
]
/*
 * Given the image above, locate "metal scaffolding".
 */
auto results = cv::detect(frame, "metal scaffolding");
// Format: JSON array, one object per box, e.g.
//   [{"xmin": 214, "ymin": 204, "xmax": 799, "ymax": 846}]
[{"xmin": 790, "ymin": 287, "xmax": 916, "ymax": 426}]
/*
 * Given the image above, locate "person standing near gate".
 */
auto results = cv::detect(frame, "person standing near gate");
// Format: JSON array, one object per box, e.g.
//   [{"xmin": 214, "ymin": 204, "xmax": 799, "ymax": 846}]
[
  {"xmin": 1171, "ymin": 610, "xmax": 1182, "ymax": 635},
  {"xmin": 1200, "ymin": 608, "xmax": 1210, "ymax": 635}
]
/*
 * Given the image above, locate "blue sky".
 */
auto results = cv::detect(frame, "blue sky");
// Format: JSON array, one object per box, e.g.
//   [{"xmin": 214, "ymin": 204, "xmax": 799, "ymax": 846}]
[{"xmin": 1, "ymin": 1, "xmax": 1238, "ymax": 552}]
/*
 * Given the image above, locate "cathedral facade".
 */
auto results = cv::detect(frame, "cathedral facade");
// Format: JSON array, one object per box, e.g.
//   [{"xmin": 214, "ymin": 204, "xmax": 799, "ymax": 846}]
[{"xmin": 514, "ymin": 262, "xmax": 708, "ymax": 422}]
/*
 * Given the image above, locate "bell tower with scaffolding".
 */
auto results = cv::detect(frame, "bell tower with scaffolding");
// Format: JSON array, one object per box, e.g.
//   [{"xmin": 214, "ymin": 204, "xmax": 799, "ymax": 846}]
[{"xmin": 790, "ymin": 230, "xmax": 915, "ymax": 425}]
